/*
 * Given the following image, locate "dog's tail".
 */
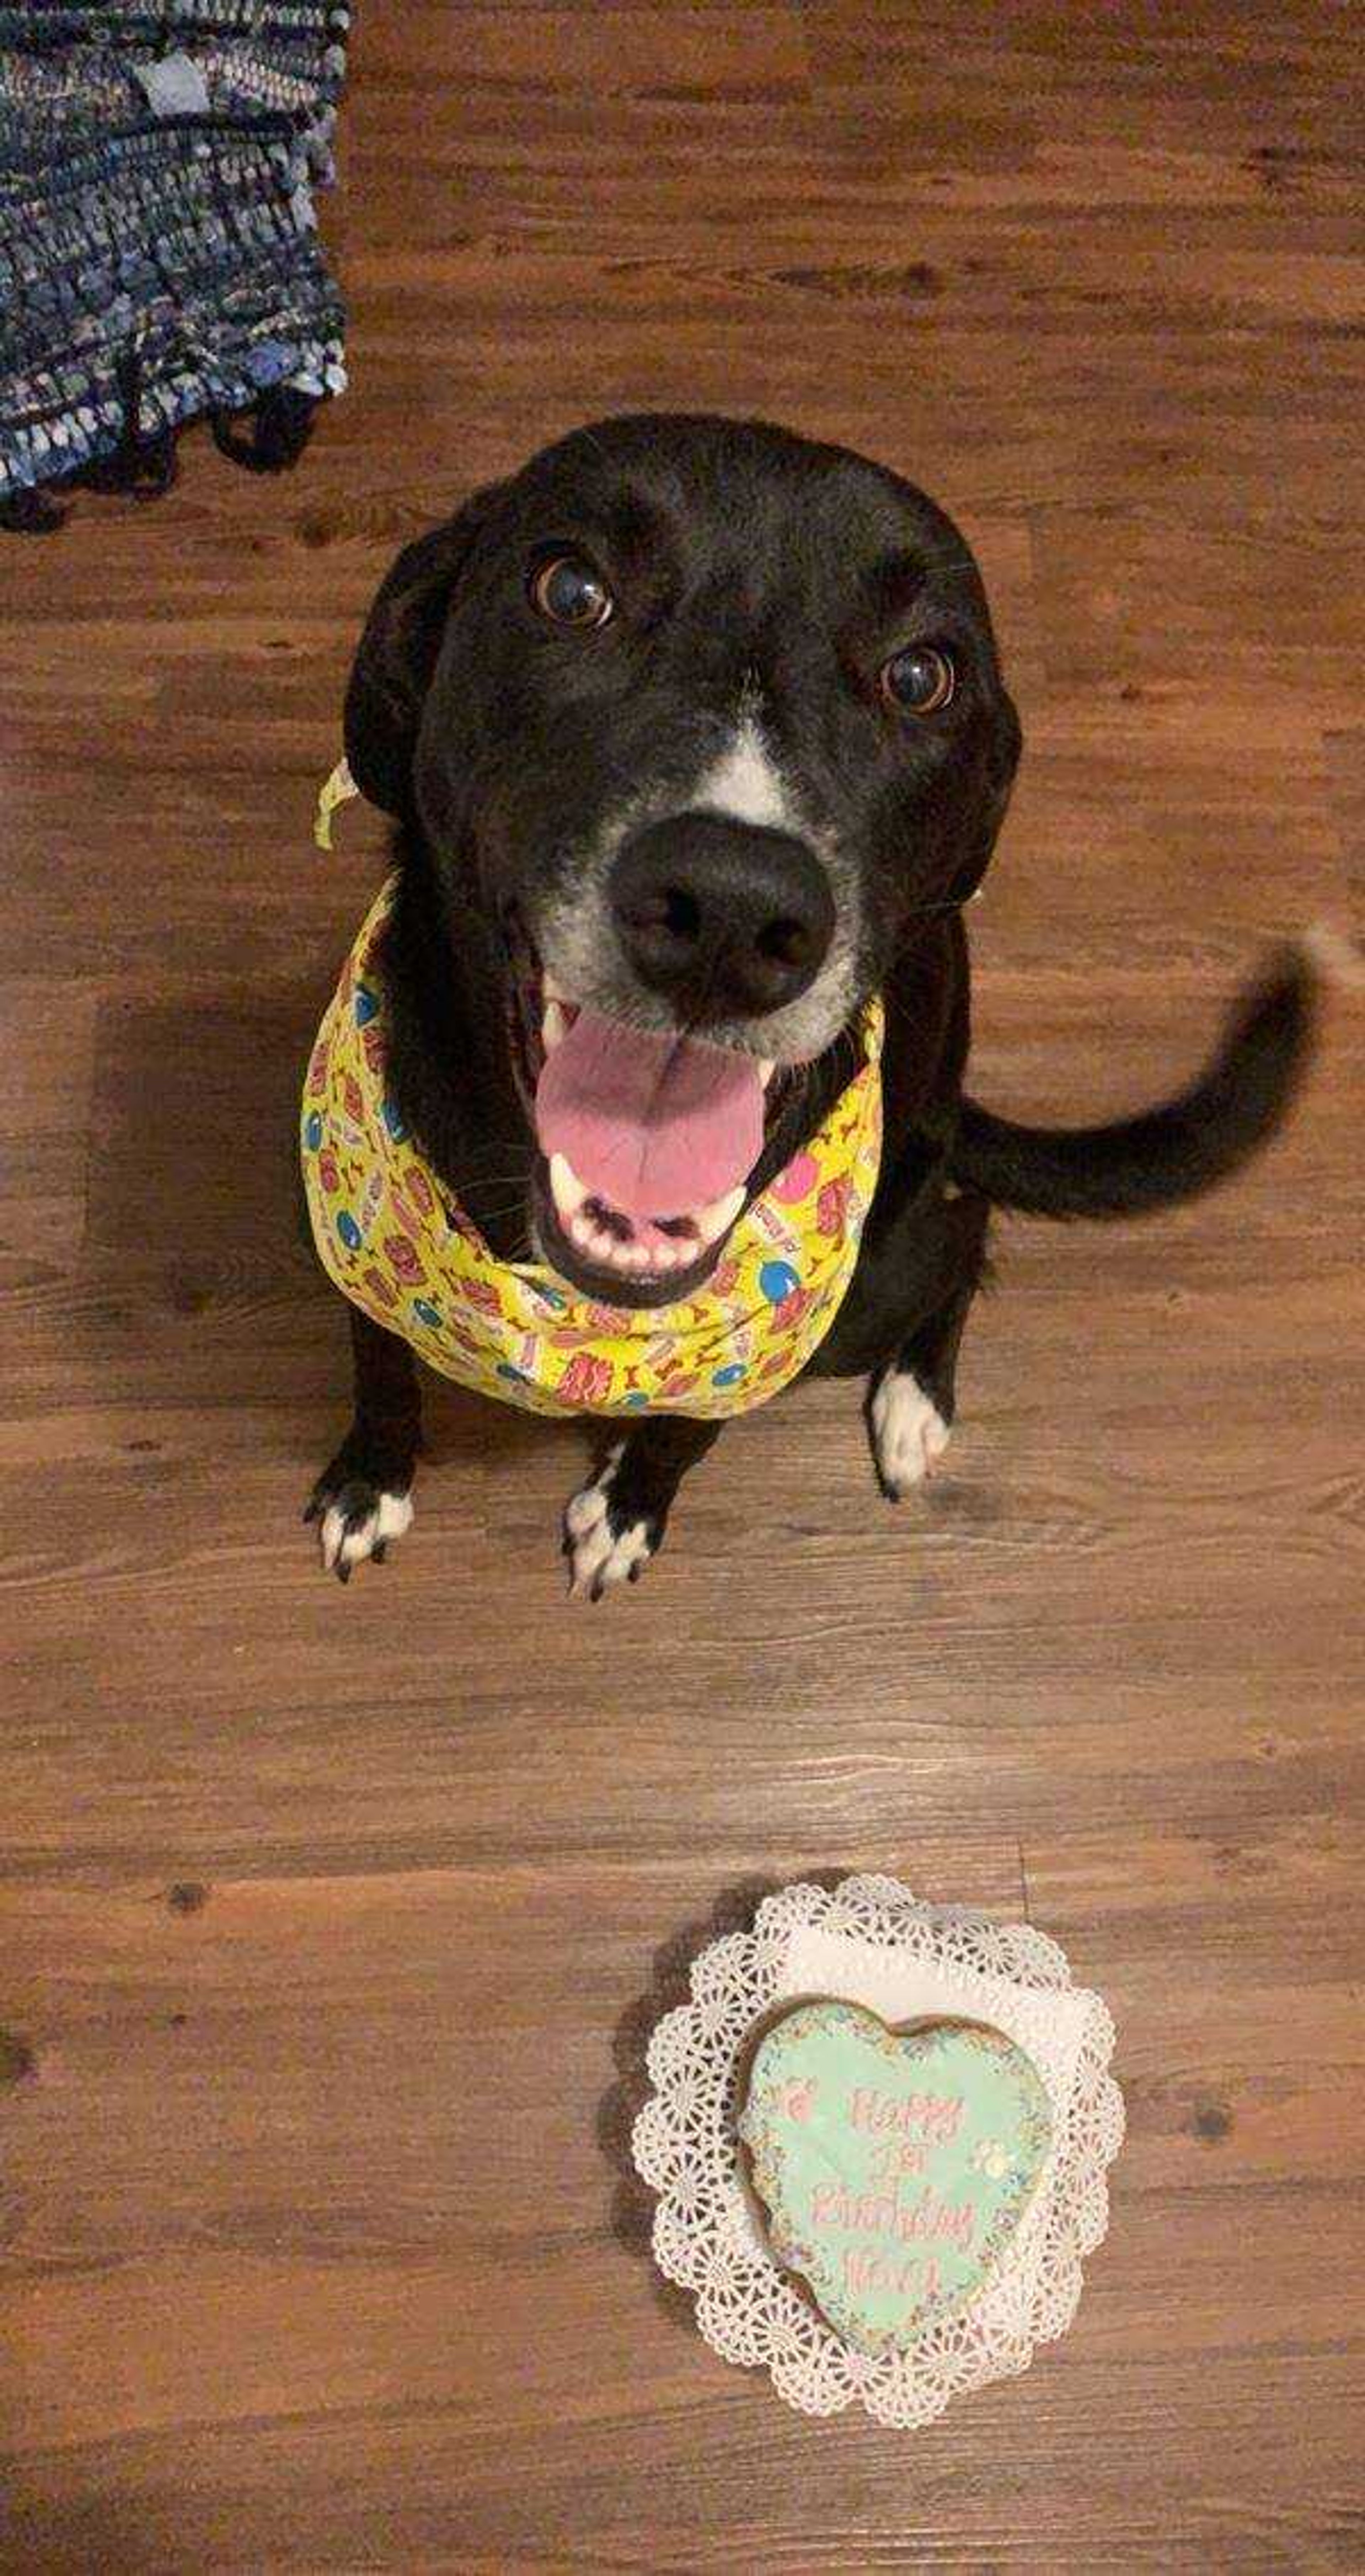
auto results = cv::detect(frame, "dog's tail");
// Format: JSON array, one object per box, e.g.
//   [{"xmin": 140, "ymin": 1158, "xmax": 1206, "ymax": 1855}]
[{"xmin": 951, "ymin": 943, "xmax": 1325, "ymax": 1220}]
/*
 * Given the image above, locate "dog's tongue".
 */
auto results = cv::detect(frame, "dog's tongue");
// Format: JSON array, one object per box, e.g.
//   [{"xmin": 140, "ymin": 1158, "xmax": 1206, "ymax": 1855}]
[{"xmin": 535, "ymin": 1008, "xmax": 763, "ymax": 1218}]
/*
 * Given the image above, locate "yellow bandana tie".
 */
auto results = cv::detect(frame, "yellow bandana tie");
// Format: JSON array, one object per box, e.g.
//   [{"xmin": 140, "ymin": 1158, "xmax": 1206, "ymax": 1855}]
[
  {"xmin": 313, "ymin": 756, "xmax": 358, "ymax": 851},
  {"xmin": 302, "ymin": 879, "xmax": 883, "ymax": 1422}
]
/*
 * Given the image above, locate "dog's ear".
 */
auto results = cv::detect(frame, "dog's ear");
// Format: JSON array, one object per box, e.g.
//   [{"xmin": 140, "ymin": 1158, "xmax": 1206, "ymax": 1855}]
[
  {"xmin": 938, "ymin": 690, "xmax": 1022, "ymax": 909},
  {"xmin": 343, "ymin": 488, "xmax": 502, "ymax": 817}
]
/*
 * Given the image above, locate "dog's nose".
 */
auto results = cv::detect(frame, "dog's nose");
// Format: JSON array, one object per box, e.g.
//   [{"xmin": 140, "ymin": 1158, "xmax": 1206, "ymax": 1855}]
[{"xmin": 609, "ymin": 812, "xmax": 836, "ymax": 1019}]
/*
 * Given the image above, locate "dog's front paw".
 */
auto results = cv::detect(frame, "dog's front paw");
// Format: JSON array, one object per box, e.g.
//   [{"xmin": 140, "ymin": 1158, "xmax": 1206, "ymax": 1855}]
[
  {"xmin": 562, "ymin": 1450, "xmax": 659, "ymax": 1600},
  {"xmin": 867, "ymin": 1367, "xmax": 951, "ymax": 1502},
  {"xmin": 304, "ymin": 1463, "xmax": 414, "ymax": 1583}
]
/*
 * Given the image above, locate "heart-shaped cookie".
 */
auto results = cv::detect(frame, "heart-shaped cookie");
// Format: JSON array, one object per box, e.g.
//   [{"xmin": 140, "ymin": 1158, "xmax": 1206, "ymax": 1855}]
[{"xmin": 739, "ymin": 2000, "xmax": 1053, "ymax": 2354}]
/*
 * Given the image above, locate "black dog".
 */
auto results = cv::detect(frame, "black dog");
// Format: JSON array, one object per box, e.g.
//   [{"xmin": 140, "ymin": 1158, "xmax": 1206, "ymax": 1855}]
[{"xmin": 305, "ymin": 412, "xmax": 1310, "ymax": 1592}]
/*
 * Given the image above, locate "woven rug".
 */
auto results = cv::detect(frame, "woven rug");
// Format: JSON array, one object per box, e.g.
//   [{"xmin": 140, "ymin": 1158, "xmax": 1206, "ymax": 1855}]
[{"xmin": 0, "ymin": 2, "xmax": 349, "ymax": 528}]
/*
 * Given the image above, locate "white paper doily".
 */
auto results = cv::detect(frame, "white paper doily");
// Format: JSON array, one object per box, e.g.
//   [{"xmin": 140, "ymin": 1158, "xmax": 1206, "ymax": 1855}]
[{"xmin": 631, "ymin": 1873, "xmax": 1123, "ymax": 2426}]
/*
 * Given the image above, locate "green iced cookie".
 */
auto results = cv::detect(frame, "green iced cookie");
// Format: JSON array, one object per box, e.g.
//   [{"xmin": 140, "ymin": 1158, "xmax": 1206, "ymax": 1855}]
[{"xmin": 739, "ymin": 2000, "xmax": 1054, "ymax": 2354}]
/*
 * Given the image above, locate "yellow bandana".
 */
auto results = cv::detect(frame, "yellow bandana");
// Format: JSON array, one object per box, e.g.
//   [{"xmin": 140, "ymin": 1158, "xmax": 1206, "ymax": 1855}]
[{"xmin": 302, "ymin": 881, "xmax": 883, "ymax": 1422}]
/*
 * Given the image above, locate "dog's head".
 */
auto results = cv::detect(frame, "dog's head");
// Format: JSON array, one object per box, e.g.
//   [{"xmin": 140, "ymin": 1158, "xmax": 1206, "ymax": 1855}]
[{"xmin": 346, "ymin": 414, "xmax": 1019, "ymax": 1301}]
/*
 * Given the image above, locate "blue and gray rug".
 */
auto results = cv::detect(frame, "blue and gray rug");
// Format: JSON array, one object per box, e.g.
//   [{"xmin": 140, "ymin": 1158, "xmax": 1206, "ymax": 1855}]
[{"xmin": 0, "ymin": 2, "xmax": 349, "ymax": 527}]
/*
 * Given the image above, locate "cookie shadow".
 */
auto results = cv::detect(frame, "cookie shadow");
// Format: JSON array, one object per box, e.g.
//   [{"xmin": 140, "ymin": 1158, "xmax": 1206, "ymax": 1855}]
[{"xmin": 598, "ymin": 1865, "xmax": 847, "ymax": 2335}]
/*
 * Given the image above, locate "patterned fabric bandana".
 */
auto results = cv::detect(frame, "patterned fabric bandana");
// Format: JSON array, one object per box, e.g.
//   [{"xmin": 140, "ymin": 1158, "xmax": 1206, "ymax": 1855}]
[{"xmin": 302, "ymin": 880, "xmax": 883, "ymax": 1422}]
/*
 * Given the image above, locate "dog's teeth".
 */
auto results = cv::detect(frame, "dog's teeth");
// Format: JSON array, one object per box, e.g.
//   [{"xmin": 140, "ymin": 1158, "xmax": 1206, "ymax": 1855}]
[
  {"xmin": 759, "ymin": 1058, "xmax": 775, "ymax": 1088},
  {"xmin": 550, "ymin": 1153, "xmax": 588, "ymax": 1218},
  {"xmin": 542, "ymin": 1000, "xmax": 571, "ymax": 1054},
  {"xmin": 568, "ymin": 1208, "xmax": 597, "ymax": 1253},
  {"xmin": 695, "ymin": 1185, "xmax": 746, "ymax": 1244},
  {"xmin": 542, "ymin": 971, "xmax": 573, "ymax": 1006}
]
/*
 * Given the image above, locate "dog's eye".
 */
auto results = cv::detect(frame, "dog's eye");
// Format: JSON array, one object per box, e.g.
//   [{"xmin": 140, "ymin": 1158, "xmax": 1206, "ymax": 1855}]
[
  {"xmin": 529, "ymin": 553, "xmax": 614, "ymax": 631},
  {"xmin": 880, "ymin": 644, "xmax": 956, "ymax": 715}
]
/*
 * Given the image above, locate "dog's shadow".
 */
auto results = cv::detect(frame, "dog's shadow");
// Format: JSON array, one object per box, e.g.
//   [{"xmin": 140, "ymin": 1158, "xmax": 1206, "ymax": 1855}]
[
  {"xmin": 598, "ymin": 1866, "xmax": 848, "ymax": 2335},
  {"xmin": 79, "ymin": 965, "xmax": 562, "ymax": 1476}
]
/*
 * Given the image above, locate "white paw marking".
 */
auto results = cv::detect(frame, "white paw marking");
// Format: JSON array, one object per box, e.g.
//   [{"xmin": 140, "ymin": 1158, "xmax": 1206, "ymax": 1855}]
[
  {"xmin": 869, "ymin": 1371, "xmax": 951, "ymax": 1498},
  {"xmin": 319, "ymin": 1486, "xmax": 413, "ymax": 1576},
  {"xmin": 563, "ymin": 1449, "xmax": 654, "ymax": 1599}
]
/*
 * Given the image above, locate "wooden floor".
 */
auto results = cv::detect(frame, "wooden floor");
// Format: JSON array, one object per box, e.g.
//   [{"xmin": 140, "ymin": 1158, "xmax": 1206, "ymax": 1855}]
[{"xmin": 3, "ymin": 5, "xmax": 1363, "ymax": 2567}]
